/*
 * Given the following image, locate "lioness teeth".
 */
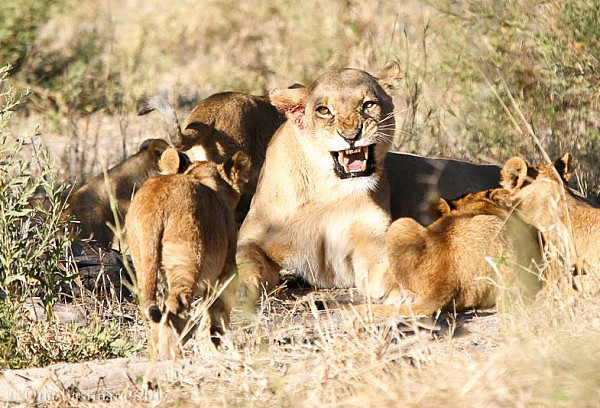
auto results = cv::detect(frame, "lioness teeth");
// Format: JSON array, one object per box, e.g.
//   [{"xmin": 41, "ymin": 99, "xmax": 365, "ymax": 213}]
[{"xmin": 331, "ymin": 145, "xmax": 374, "ymax": 177}]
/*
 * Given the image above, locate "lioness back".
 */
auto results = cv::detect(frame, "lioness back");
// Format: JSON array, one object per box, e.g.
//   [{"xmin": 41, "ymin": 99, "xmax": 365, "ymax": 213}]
[{"xmin": 66, "ymin": 138, "xmax": 176, "ymax": 248}]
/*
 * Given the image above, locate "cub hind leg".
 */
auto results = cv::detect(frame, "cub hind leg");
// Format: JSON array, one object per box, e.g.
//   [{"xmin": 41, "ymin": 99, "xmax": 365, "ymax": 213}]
[{"xmin": 152, "ymin": 240, "xmax": 199, "ymax": 358}]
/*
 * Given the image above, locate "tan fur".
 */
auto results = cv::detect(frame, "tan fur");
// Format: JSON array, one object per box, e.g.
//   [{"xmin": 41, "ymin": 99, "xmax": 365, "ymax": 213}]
[
  {"xmin": 379, "ymin": 192, "xmax": 542, "ymax": 317},
  {"xmin": 125, "ymin": 151, "xmax": 252, "ymax": 358},
  {"xmin": 138, "ymin": 92, "xmax": 285, "ymax": 222},
  {"xmin": 236, "ymin": 63, "xmax": 403, "ymax": 305},
  {"xmin": 385, "ymin": 152, "xmax": 502, "ymax": 225},
  {"xmin": 66, "ymin": 139, "xmax": 188, "ymax": 248},
  {"xmin": 500, "ymin": 155, "xmax": 600, "ymax": 278},
  {"xmin": 140, "ymin": 97, "xmax": 501, "ymax": 225},
  {"xmin": 430, "ymin": 188, "xmax": 513, "ymax": 219}
]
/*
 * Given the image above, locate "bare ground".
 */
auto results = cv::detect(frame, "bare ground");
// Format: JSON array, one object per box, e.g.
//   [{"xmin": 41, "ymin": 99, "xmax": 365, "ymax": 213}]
[{"xmin": 4, "ymin": 255, "xmax": 600, "ymax": 407}]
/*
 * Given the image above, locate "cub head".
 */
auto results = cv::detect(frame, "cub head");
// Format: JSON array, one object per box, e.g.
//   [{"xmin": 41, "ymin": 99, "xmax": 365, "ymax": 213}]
[
  {"xmin": 501, "ymin": 154, "xmax": 571, "ymax": 192},
  {"xmin": 269, "ymin": 62, "xmax": 401, "ymax": 189},
  {"xmin": 184, "ymin": 151, "xmax": 252, "ymax": 200},
  {"xmin": 221, "ymin": 151, "xmax": 253, "ymax": 193},
  {"xmin": 138, "ymin": 138, "xmax": 170, "ymax": 174},
  {"xmin": 500, "ymin": 154, "xmax": 573, "ymax": 235}
]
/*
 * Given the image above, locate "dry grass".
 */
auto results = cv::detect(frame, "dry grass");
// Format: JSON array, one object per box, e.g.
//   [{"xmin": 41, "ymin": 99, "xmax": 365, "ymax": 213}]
[
  {"xmin": 9, "ymin": 0, "xmax": 600, "ymax": 197},
  {"xmin": 3, "ymin": 1, "xmax": 600, "ymax": 407},
  {"xmin": 14, "ymin": 281, "xmax": 597, "ymax": 407}
]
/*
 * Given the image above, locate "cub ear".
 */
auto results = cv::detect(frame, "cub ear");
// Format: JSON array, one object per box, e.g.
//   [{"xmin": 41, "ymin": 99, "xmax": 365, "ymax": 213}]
[
  {"xmin": 227, "ymin": 151, "xmax": 252, "ymax": 186},
  {"xmin": 501, "ymin": 156, "xmax": 528, "ymax": 190},
  {"xmin": 140, "ymin": 138, "xmax": 169, "ymax": 155},
  {"xmin": 429, "ymin": 197, "xmax": 452, "ymax": 220},
  {"xmin": 150, "ymin": 139, "xmax": 171, "ymax": 160},
  {"xmin": 376, "ymin": 61, "xmax": 402, "ymax": 94},
  {"xmin": 269, "ymin": 87, "xmax": 310, "ymax": 130},
  {"xmin": 553, "ymin": 153, "xmax": 572, "ymax": 182},
  {"xmin": 488, "ymin": 188, "xmax": 513, "ymax": 207},
  {"xmin": 158, "ymin": 148, "xmax": 181, "ymax": 175}
]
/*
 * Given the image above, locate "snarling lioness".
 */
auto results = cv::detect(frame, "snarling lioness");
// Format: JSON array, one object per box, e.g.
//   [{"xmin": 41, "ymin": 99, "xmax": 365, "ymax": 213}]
[{"xmin": 236, "ymin": 63, "xmax": 402, "ymax": 304}]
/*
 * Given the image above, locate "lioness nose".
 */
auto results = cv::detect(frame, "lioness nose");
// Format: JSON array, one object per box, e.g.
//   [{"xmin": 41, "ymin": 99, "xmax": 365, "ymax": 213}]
[{"xmin": 339, "ymin": 128, "xmax": 362, "ymax": 142}]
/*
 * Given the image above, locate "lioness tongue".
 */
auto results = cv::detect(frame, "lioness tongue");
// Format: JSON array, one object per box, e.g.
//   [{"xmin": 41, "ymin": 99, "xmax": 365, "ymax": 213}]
[
  {"xmin": 347, "ymin": 156, "xmax": 365, "ymax": 171},
  {"xmin": 338, "ymin": 147, "xmax": 368, "ymax": 172}
]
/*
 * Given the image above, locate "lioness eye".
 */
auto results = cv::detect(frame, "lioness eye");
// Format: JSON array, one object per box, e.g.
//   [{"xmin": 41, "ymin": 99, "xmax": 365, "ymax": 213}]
[
  {"xmin": 316, "ymin": 106, "xmax": 331, "ymax": 117},
  {"xmin": 363, "ymin": 101, "xmax": 376, "ymax": 110}
]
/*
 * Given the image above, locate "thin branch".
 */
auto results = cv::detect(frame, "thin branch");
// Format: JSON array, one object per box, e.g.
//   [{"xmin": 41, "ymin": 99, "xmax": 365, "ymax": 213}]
[
  {"xmin": 497, "ymin": 71, "xmax": 552, "ymax": 164},
  {"xmin": 478, "ymin": 67, "xmax": 523, "ymax": 138}
]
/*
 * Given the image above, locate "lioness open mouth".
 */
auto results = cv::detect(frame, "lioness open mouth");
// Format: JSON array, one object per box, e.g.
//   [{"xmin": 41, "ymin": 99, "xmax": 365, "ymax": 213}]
[{"xmin": 330, "ymin": 145, "xmax": 375, "ymax": 179}]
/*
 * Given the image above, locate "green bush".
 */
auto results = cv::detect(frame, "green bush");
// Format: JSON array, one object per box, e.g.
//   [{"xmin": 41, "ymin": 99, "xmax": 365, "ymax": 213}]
[
  {"xmin": 0, "ymin": 0, "xmax": 62, "ymax": 75},
  {"xmin": 0, "ymin": 65, "xmax": 74, "ymax": 313},
  {"xmin": 0, "ymin": 66, "xmax": 144, "ymax": 369},
  {"xmin": 414, "ymin": 0, "xmax": 600, "ymax": 198},
  {"xmin": 0, "ymin": 300, "xmax": 143, "ymax": 369}
]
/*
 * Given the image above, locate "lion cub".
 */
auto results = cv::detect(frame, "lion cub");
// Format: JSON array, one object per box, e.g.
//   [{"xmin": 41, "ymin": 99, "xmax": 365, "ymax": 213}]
[
  {"xmin": 66, "ymin": 138, "xmax": 182, "ymax": 248},
  {"xmin": 500, "ymin": 154, "xmax": 600, "ymax": 280},
  {"xmin": 138, "ymin": 92, "xmax": 284, "ymax": 223},
  {"xmin": 125, "ymin": 149, "xmax": 251, "ymax": 358},
  {"xmin": 381, "ymin": 189, "xmax": 542, "ymax": 316}
]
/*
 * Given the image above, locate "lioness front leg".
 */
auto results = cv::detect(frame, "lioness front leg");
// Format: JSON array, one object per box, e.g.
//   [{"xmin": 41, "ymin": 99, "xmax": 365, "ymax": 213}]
[
  {"xmin": 349, "ymin": 220, "xmax": 399, "ymax": 302},
  {"xmin": 235, "ymin": 242, "xmax": 281, "ymax": 306}
]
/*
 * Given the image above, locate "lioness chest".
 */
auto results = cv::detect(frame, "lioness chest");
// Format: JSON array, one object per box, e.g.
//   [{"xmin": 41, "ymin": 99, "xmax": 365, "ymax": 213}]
[{"xmin": 268, "ymin": 199, "xmax": 388, "ymax": 288}]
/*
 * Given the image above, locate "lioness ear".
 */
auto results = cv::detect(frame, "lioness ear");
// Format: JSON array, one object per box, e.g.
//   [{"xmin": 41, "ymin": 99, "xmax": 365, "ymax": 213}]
[
  {"xmin": 430, "ymin": 197, "xmax": 452, "ymax": 220},
  {"xmin": 554, "ymin": 153, "xmax": 571, "ymax": 182},
  {"xmin": 228, "ymin": 151, "xmax": 252, "ymax": 185},
  {"xmin": 501, "ymin": 156, "xmax": 528, "ymax": 190},
  {"xmin": 158, "ymin": 148, "xmax": 181, "ymax": 175},
  {"xmin": 376, "ymin": 61, "xmax": 402, "ymax": 94},
  {"xmin": 269, "ymin": 87, "xmax": 310, "ymax": 130}
]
